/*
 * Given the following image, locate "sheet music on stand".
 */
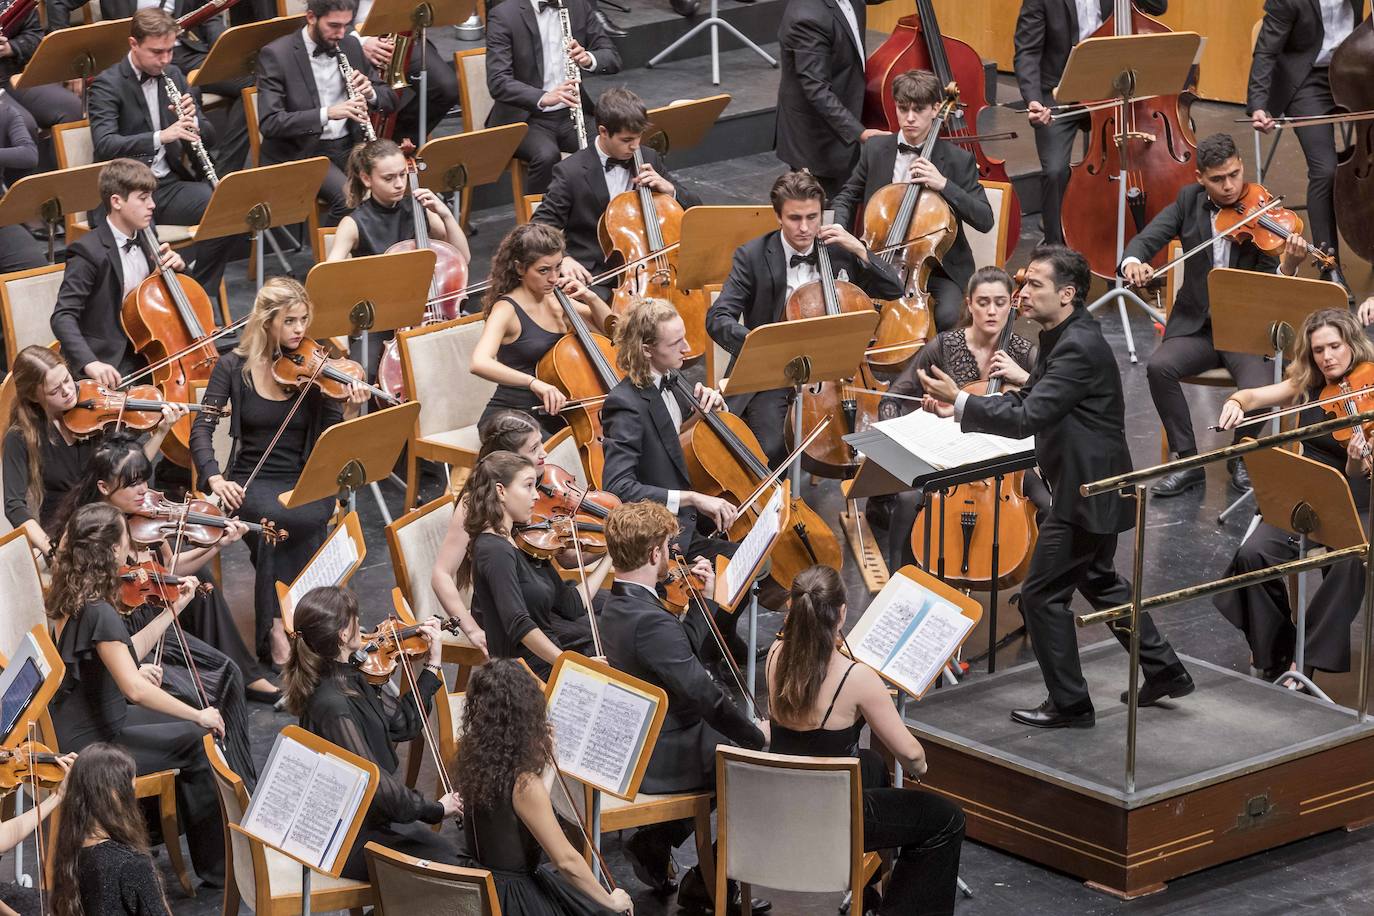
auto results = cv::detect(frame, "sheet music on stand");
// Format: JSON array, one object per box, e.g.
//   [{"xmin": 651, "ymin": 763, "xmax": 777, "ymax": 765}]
[
  {"xmin": 275, "ymin": 511, "xmax": 366, "ymax": 627},
  {"xmin": 847, "ymin": 409, "xmax": 1037, "ymax": 490},
  {"xmin": 721, "ymin": 486, "xmax": 784, "ymax": 606}
]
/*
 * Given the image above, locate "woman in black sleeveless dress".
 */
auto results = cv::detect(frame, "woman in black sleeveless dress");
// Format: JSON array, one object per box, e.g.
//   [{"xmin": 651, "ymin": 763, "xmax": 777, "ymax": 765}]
[
  {"xmin": 767, "ymin": 566, "xmax": 964, "ymax": 916},
  {"xmin": 471, "ymin": 223, "xmax": 613, "ymax": 436}
]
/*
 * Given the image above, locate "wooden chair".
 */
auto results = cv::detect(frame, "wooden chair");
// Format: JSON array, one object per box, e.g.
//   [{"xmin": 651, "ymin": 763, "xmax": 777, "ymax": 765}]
[
  {"xmin": 967, "ymin": 179, "xmax": 1014, "ymax": 269},
  {"xmin": 364, "ymin": 842, "xmax": 501, "ymax": 915},
  {"xmin": 0, "ymin": 264, "xmax": 63, "ymax": 368},
  {"xmin": 397, "ymin": 314, "xmax": 497, "ymax": 510},
  {"xmin": 0, "ymin": 528, "xmax": 46, "ymax": 654},
  {"xmin": 317, "ymin": 226, "xmax": 339, "ymax": 262},
  {"xmin": 522, "ymin": 193, "xmax": 543, "ymax": 223},
  {"xmin": 703, "ymin": 284, "xmax": 730, "ymax": 388},
  {"xmin": 714, "ymin": 747, "xmax": 865, "ymax": 914},
  {"xmin": 542, "ymin": 427, "xmax": 590, "ymax": 492},
  {"xmin": 205, "ymin": 734, "xmax": 372, "ymax": 915},
  {"xmin": 454, "ymin": 48, "xmax": 528, "ymax": 227},
  {"xmin": 242, "ymin": 87, "xmax": 325, "ymax": 265}
]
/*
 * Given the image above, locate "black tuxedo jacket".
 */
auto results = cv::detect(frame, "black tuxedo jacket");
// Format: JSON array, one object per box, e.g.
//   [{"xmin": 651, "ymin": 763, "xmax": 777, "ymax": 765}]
[
  {"xmin": 830, "ymin": 134, "xmax": 993, "ymax": 293},
  {"xmin": 600, "ymin": 581, "xmax": 764, "ymax": 794},
  {"xmin": 531, "ymin": 145, "xmax": 700, "ymax": 275},
  {"xmin": 99, "ymin": 0, "xmax": 227, "ymax": 54},
  {"xmin": 89, "ymin": 58, "xmax": 216, "ymax": 184},
  {"xmin": 1247, "ymin": 0, "xmax": 1365, "ymax": 116},
  {"xmin": 961, "ymin": 307, "xmax": 1135, "ymax": 534},
  {"xmin": 776, "ymin": 0, "xmax": 880, "ymax": 178},
  {"xmin": 0, "ymin": 10, "xmax": 41, "ymax": 80},
  {"xmin": 1013, "ymin": 0, "xmax": 1168, "ymax": 106},
  {"xmin": 254, "ymin": 30, "xmax": 396, "ymax": 163},
  {"xmin": 483, "ymin": 0, "xmax": 620, "ymax": 128},
  {"xmin": 1120, "ymin": 184, "xmax": 1278, "ymax": 340},
  {"xmin": 51, "ymin": 223, "xmax": 155, "ymax": 376}
]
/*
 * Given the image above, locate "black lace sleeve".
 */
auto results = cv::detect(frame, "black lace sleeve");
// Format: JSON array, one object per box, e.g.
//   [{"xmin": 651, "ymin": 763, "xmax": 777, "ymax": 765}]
[{"xmin": 311, "ymin": 703, "xmax": 445, "ymax": 826}]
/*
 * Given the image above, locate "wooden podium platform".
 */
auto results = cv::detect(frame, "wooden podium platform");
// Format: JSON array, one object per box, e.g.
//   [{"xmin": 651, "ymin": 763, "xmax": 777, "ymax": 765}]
[{"xmin": 907, "ymin": 642, "xmax": 1374, "ymax": 898}]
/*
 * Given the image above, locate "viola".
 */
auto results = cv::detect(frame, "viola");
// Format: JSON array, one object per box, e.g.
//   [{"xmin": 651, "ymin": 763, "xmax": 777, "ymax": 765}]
[
  {"xmin": 1060, "ymin": 1, "xmax": 1199, "ymax": 278},
  {"xmin": 1319, "ymin": 361, "xmax": 1374, "ymax": 445},
  {"xmin": 274, "ymin": 338, "xmax": 400, "ymax": 405},
  {"xmin": 862, "ymin": 0, "xmax": 1021, "ymax": 260},
  {"xmin": 351, "ymin": 615, "xmax": 464, "ymax": 685},
  {"xmin": 669, "ymin": 373, "xmax": 842, "ymax": 590},
  {"xmin": 377, "ymin": 140, "xmax": 471, "ymax": 400},
  {"xmin": 1331, "ymin": 17, "xmax": 1374, "ymax": 264},
  {"xmin": 599, "ymin": 147, "xmax": 709, "ymax": 359},
  {"xmin": 127, "ymin": 488, "xmax": 286, "ymax": 546},
  {"xmin": 534, "ymin": 287, "xmax": 621, "ymax": 488},
  {"xmin": 118, "ymin": 558, "xmax": 213, "ymax": 609},
  {"xmin": 517, "ymin": 515, "xmax": 607, "ymax": 560},
  {"xmin": 62, "ymin": 379, "xmax": 224, "ymax": 439},
  {"xmin": 120, "ymin": 226, "xmax": 223, "ymax": 468},
  {"xmin": 1215, "ymin": 184, "xmax": 1337, "ymax": 269},
  {"xmin": 0, "ymin": 741, "xmax": 66, "ymax": 792}
]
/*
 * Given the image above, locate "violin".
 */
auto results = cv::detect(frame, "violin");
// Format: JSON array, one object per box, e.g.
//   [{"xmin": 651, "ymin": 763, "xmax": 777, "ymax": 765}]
[
  {"xmin": 0, "ymin": 741, "xmax": 66, "ymax": 792},
  {"xmin": 273, "ymin": 338, "xmax": 400, "ymax": 405},
  {"xmin": 536, "ymin": 464, "xmax": 620, "ymax": 523},
  {"xmin": 1319, "ymin": 361, "xmax": 1374, "ymax": 445},
  {"xmin": 862, "ymin": 0, "xmax": 1020, "ymax": 261},
  {"xmin": 517, "ymin": 514, "xmax": 607, "ymax": 560},
  {"xmin": 670, "ymin": 373, "xmax": 842, "ymax": 590},
  {"xmin": 121, "ymin": 225, "xmax": 223, "ymax": 468},
  {"xmin": 1060, "ymin": 0, "xmax": 1199, "ymax": 278},
  {"xmin": 1332, "ymin": 17, "xmax": 1374, "ymax": 264},
  {"xmin": 599, "ymin": 146, "xmax": 709, "ymax": 359},
  {"xmin": 1214, "ymin": 184, "xmax": 1337, "ymax": 269},
  {"xmin": 127, "ymin": 488, "xmax": 286, "ymax": 546},
  {"xmin": 118, "ymin": 558, "xmax": 213, "ymax": 609},
  {"xmin": 351, "ymin": 615, "xmax": 464, "ymax": 685},
  {"xmin": 377, "ymin": 140, "xmax": 471, "ymax": 400},
  {"xmin": 662, "ymin": 560, "xmax": 707, "ymax": 614},
  {"xmin": 857, "ymin": 85, "xmax": 961, "ymax": 371},
  {"xmin": 534, "ymin": 287, "xmax": 622, "ymax": 488},
  {"xmin": 62, "ymin": 379, "xmax": 225, "ymax": 438},
  {"xmin": 665, "ymin": 550, "xmax": 760, "ymax": 716}
]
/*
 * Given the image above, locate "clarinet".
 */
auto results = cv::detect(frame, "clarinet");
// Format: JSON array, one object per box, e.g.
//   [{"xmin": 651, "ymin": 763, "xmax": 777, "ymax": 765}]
[
  {"xmin": 162, "ymin": 75, "xmax": 219, "ymax": 187},
  {"xmin": 336, "ymin": 49, "xmax": 378, "ymax": 143},
  {"xmin": 557, "ymin": 4, "xmax": 588, "ymax": 150}
]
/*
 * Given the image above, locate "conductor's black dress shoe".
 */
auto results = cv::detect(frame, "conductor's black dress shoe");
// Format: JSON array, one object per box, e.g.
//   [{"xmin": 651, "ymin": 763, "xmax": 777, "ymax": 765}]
[
  {"xmin": 1010, "ymin": 699, "xmax": 1095, "ymax": 729},
  {"xmin": 1151, "ymin": 465, "xmax": 1204, "ymax": 497},
  {"xmin": 1121, "ymin": 663, "xmax": 1195, "ymax": 706}
]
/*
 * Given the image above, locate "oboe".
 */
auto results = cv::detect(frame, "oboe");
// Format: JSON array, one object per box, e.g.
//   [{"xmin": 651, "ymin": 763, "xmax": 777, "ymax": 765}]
[
  {"xmin": 557, "ymin": 4, "xmax": 587, "ymax": 150},
  {"xmin": 162, "ymin": 75, "xmax": 219, "ymax": 186},
  {"xmin": 335, "ymin": 49, "xmax": 377, "ymax": 143}
]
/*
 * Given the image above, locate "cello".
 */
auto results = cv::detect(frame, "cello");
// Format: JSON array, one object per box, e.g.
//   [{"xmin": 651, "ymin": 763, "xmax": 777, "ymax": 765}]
[
  {"xmin": 121, "ymin": 226, "xmax": 222, "ymax": 468},
  {"xmin": 1331, "ymin": 15, "xmax": 1374, "ymax": 265},
  {"xmin": 376, "ymin": 140, "xmax": 470, "ymax": 399},
  {"xmin": 863, "ymin": 0, "xmax": 1021, "ymax": 261},
  {"xmin": 599, "ymin": 147, "xmax": 709, "ymax": 359},
  {"xmin": 535, "ymin": 286, "xmax": 621, "ymax": 488},
  {"xmin": 1060, "ymin": 0, "xmax": 1199, "ymax": 278}
]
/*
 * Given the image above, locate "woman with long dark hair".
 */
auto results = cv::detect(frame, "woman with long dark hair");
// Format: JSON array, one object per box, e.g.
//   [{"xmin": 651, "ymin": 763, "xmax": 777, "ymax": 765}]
[
  {"xmin": 51, "ymin": 743, "xmax": 170, "ymax": 916},
  {"xmin": 283, "ymin": 585, "xmax": 462, "ymax": 881},
  {"xmin": 47, "ymin": 503, "xmax": 225, "ymax": 888},
  {"xmin": 455, "ymin": 659, "xmax": 633, "ymax": 915},
  {"xmin": 767, "ymin": 565, "xmax": 965, "ymax": 916}
]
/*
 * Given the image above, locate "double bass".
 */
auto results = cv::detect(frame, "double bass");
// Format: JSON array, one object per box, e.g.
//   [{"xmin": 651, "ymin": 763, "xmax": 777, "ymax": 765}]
[
  {"xmin": 1060, "ymin": 0, "xmax": 1199, "ymax": 278},
  {"xmin": 1331, "ymin": 15, "xmax": 1374, "ymax": 265},
  {"xmin": 599, "ymin": 147, "xmax": 708, "ymax": 358},
  {"xmin": 863, "ymin": 0, "xmax": 1021, "ymax": 261},
  {"xmin": 535, "ymin": 287, "xmax": 621, "ymax": 488}
]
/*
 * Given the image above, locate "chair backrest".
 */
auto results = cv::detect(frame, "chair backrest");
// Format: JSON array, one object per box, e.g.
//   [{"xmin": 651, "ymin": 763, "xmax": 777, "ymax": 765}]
[
  {"xmin": 521, "ymin": 193, "xmax": 543, "ymax": 223},
  {"xmin": 52, "ymin": 121, "xmax": 95, "ymax": 234},
  {"xmin": 318, "ymin": 226, "xmax": 340, "ymax": 262},
  {"xmin": 242, "ymin": 86, "xmax": 261, "ymax": 168},
  {"xmin": 436, "ymin": 677, "xmax": 467, "ymax": 764},
  {"xmin": 277, "ymin": 0, "xmax": 308, "ymax": 16},
  {"xmin": 0, "ymin": 529, "xmax": 47, "ymax": 654},
  {"xmin": 365, "ymin": 842, "xmax": 501, "ymax": 915},
  {"xmin": 542, "ymin": 427, "xmax": 589, "ymax": 491},
  {"xmin": 703, "ymin": 285, "xmax": 730, "ymax": 388},
  {"xmin": 0, "ymin": 265, "xmax": 64, "ymax": 369},
  {"xmin": 204, "ymin": 734, "xmax": 263, "ymax": 912},
  {"xmin": 716, "ymin": 747, "xmax": 862, "ymax": 895},
  {"xmin": 455, "ymin": 49, "xmax": 493, "ymax": 133},
  {"xmin": 385, "ymin": 494, "xmax": 457, "ymax": 621},
  {"xmin": 967, "ymin": 180, "xmax": 1012, "ymax": 269},
  {"xmin": 399, "ymin": 314, "xmax": 497, "ymax": 438}
]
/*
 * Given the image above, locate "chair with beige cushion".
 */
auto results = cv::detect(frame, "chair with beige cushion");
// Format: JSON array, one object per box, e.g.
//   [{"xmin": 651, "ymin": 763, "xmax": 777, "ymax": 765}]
[
  {"xmin": 0, "ymin": 528, "xmax": 46, "ymax": 654},
  {"xmin": 0, "ymin": 264, "xmax": 63, "ymax": 368},
  {"xmin": 966, "ymin": 179, "xmax": 1013, "ymax": 270},
  {"xmin": 702, "ymin": 284, "xmax": 731, "ymax": 389},
  {"xmin": 386, "ymin": 499, "xmax": 485, "ymax": 673},
  {"xmin": 454, "ymin": 48, "xmax": 530, "ymax": 227},
  {"xmin": 364, "ymin": 842, "xmax": 502, "ymax": 915},
  {"xmin": 542, "ymin": 427, "xmax": 590, "ymax": 491}
]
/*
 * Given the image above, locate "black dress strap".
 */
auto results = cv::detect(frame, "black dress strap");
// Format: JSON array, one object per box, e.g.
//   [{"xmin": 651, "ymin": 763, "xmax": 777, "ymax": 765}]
[{"xmin": 818, "ymin": 662, "xmax": 859, "ymax": 729}]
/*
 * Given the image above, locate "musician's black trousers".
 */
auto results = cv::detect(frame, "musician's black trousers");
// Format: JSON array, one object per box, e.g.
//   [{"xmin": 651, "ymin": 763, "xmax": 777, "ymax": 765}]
[
  {"xmin": 928, "ymin": 273, "xmax": 964, "ymax": 335},
  {"xmin": 731, "ymin": 387, "xmax": 792, "ymax": 470},
  {"xmin": 153, "ymin": 174, "xmax": 239, "ymax": 300},
  {"xmin": 1284, "ymin": 67, "xmax": 1340, "ymax": 259},
  {"xmin": 1030, "ymin": 110, "xmax": 1087, "ymax": 245},
  {"xmin": 1146, "ymin": 331, "xmax": 1272, "ymax": 456},
  {"xmin": 390, "ymin": 38, "xmax": 461, "ymax": 144},
  {"xmin": 1020, "ymin": 516, "xmax": 1182, "ymax": 711},
  {"xmin": 516, "ymin": 110, "xmax": 583, "ymax": 195}
]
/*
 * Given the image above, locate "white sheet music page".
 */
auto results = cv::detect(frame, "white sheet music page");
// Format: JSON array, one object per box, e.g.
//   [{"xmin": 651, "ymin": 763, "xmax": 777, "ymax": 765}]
[
  {"xmin": 241, "ymin": 735, "xmax": 319, "ymax": 850},
  {"xmin": 548, "ymin": 662, "xmax": 658, "ymax": 797},
  {"xmin": 288, "ymin": 522, "xmax": 360, "ymax": 610},
  {"xmin": 873, "ymin": 408, "xmax": 1033, "ymax": 471},
  {"xmin": 724, "ymin": 486, "xmax": 784, "ymax": 604},
  {"xmin": 848, "ymin": 575, "xmax": 974, "ymax": 698},
  {"xmin": 282, "ymin": 753, "xmax": 368, "ymax": 868}
]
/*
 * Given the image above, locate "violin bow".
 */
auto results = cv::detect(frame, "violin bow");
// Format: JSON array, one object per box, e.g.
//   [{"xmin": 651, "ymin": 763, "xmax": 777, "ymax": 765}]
[
  {"xmin": 26, "ymin": 720, "xmax": 46, "ymax": 916},
  {"xmin": 1205, "ymin": 383, "xmax": 1374, "ymax": 431},
  {"xmin": 731, "ymin": 417, "xmax": 832, "ymax": 522},
  {"xmin": 117, "ymin": 316, "xmax": 248, "ymax": 389},
  {"xmin": 386, "ymin": 617, "xmax": 461, "ymax": 822},
  {"xmin": 546, "ymin": 751, "xmax": 619, "ymax": 892},
  {"xmin": 1140, "ymin": 194, "xmax": 1287, "ymax": 283},
  {"xmin": 670, "ymin": 552, "xmax": 761, "ymax": 718},
  {"xmin": 1235, "ymin": 109, "xmax": 1374, "ymax": 130},
  {"xmin": 565, "ymin": 508, "xmax": 605, "ymax": 659},
  {"xmin": 233, "ymin": 347, "xmax": 330, "ymax": 506}
]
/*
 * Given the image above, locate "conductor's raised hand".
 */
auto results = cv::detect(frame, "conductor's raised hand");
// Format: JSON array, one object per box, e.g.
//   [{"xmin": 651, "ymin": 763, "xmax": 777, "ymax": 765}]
[
  {"xmin": 692, "ymin": 381, "xmax": 725, "ymax": 413},
  {"xmin": 915, "ymin": 364, "xmax": 959, "ymax": 404},
  {"xmin": 921, "ymin": 394, "xmax": 954, "ymax": 418}
]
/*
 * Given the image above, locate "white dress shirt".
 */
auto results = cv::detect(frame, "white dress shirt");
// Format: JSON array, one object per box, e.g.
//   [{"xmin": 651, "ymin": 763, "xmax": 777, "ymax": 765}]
[
  {"xmin": 531, "ymin": 0, "xmax": 596, "ymax": 112},
  {"xmin": 303, "ymin": 27, "xmax": 350, "ymax": 140},
  {"xmin": 596, "ymin": 137, "xmax": 632, "ymax": 199},
  {"xmin": 648, "ymin": 368, "xmax": 684, "ymax": 514},
  {"xmin": 1316, "ymin": 0, "xmax": 1355, "ymax": 67},
  {"xmin": 1076, "ymin": 0, "xmax": 1103, "ymax": 42},
  {"xmin": 834, "ymin": 0, "xmax": 865, "ymax": 59},
  {"xmin": 892, "ymin": 129, "xmax": 927, "ymax": 184},
  {"xmin": 136, "ymin": 0, "xmax": 170, "ymax": 10},
  {"xmin": 782, "ymin": 238, "xmax": 820, "ymax": 301},
  {"xmin": 129, "ymin": 55, "xmax": 170, "ymax": 179},
  {"xmin": 110, "ymin": 223, "xmax": 151, "ymax": 297}
]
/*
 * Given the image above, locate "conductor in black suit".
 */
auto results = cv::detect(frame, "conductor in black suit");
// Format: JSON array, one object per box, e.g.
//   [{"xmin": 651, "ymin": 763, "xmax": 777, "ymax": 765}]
[
  {"xmin": 533, "ymin": 87, "xmax": 700, "ymax": 303},
  {"xmin": 831, "ymin": 68, "xmax": 994, "ymax": 333},
  {"xmin": 776, "ymin": 0, "xmax": 888, "ymax": 199},
  {"xmin": 484, "ymin": 0, "xmax": 620, "ymax": 195},
  {"xmin": 1014, "ymin": 0, "xmax": 1167, "ymax": 244},
  {"xmin": 88, "ymin": 9, "xmax": 237, "ymax": 297},
  {"xmin": 705, "ymin": 170, "xmax": 902, "ymax": 468},
  {"xmin": 1248, "ymin": 0, "xmax": 1362, "ymax": 289},
  {"xmin": 919, "ymin": 245, "xmax": 1193, "ymax": 728},
  {"xmin": 255, "ymin": 0, "xmax": 397, "ymax": 224},
  {"xmin": 600, "ymin": 500, "xmax": 766, "ymax": 908},
  {"xmin": 1119, "ymin": 134, "xmax": 1307, "ymax": 498}
]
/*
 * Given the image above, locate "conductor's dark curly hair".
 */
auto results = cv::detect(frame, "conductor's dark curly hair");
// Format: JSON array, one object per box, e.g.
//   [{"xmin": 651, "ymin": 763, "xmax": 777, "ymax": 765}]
[{"xmin": 453, "ymin": 659, "xmax": 553, "ymax": 813}]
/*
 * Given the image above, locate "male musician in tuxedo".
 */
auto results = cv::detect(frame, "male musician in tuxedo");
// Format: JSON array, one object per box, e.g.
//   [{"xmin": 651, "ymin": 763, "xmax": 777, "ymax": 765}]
[
  {"xmin": 352, "ymin": 0, "xmax": 459, "ymax": 143},
  {"xmin": 51, "ymin": 158, "xmax": 185, "ymax": 388},
  {"xmin": 1119, "ymin": 134, "xmax": 1307, "ymax": 497},
  {"xmin": 1014, "ymin": 0, "xmax": 1168, "ymax": 245},
  {"xmin": 255, "ymin": 0, "xmax": 397, "ymax": 224},
  {"xmin": 919, "ymin": 244, "xmax": 1193, "ymax": 727},
  {"xmin": 600, "ymin": 500, "xmax": 768, "ymax": 909},
  {"xmin": 534, "ymin": 87, "xmax": 700, "ymax": 303},
  {"xmin": 831, "ymin": 68, "xmax": 994, "ymax": 333},
  {"xmin": 1248, "ymin": 0, "xmax": 1363, "ymax": 290},
  {"xmin": 776, "ymin": 0, "xmax": 888, "ymax": 199},
  {"xmin": 705, "ymin": 170, "xmax": 902, "ymax": 468},
  {"xmin": 484, "ymin": 0, "xmax": 620, "ymax": 195},
  {"xmin": 88, "ymin": 9, "xmax": 238, "ymax": 297}
]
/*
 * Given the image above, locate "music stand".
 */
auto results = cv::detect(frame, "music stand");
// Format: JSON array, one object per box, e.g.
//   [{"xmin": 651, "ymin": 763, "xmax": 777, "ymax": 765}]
[
  {"xmin": 1247, "ymin": 444, "xmax": 1364, "ymax": 699},
  {"xmin": 1059, "ymin": 30, "xmax": 1201, "ymax": 363},
  {"xmin": 642, "ymin": 95, "xmax": 731, "ymax": 159},
  {"xmin": 417, "ymin": 123, "xmax": 527, "ymax": 226},
  {"xmin": 279, "ymin": 401, "xmax": 421, "ymax": 515},
  {"xmin": 725, "ymin": 311, "xmax": 878, "ymax": 494},
  {"xmin": 0, "ymin": 163, "xmax": 104, "ymax": 263},
  {"xmin": 12, "ymin": 19, "xmax": 130, "ymax": 114},
  {"xmin": 359, "ymin": 0, "xmax": 475, "ymax": 146},
  {"xmin": 1208, "ymin": 268, "xmax": 1348, "ymax": 523},
  {"xmin": 187, "ymin": 15, "xmax": 305, "ymax": 87},
  {"xmin": 645, "ymin": 0, "xmax": 775, "ymax": 85},
  {"xmin": 675, "ymin": 205, "xmax": 779, "ymax": 291}
]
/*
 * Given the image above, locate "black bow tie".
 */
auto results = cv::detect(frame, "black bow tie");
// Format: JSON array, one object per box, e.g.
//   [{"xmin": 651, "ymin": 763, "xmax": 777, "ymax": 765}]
[
  {"xmin": 605, "ymin": 156, "xmax": 633, "ymax": 172},
  {"xmin": 658, "ymin": 373, "xmax": 674, "ymax": 392},
  {"xmin": 789, "ymin": 250, "xmax": 818, "ymax": 268},
  {"xmin": 1204, "ymin": 197, "xmax": 1222, "ymax": 215},
  {"xmin": 122, "ymin": 236, "xmax": 139, "ymax": 253},
  {"xmin": 538, "ymin": 0, "xmax": 562, "ymax": 10},
  {"xmin": 311, "ymin": 43, "xmax": 336, "ymax": 58},
  {"xmin": 897, "ymin": 142, "xmax": 920, "ymax": 155}
]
